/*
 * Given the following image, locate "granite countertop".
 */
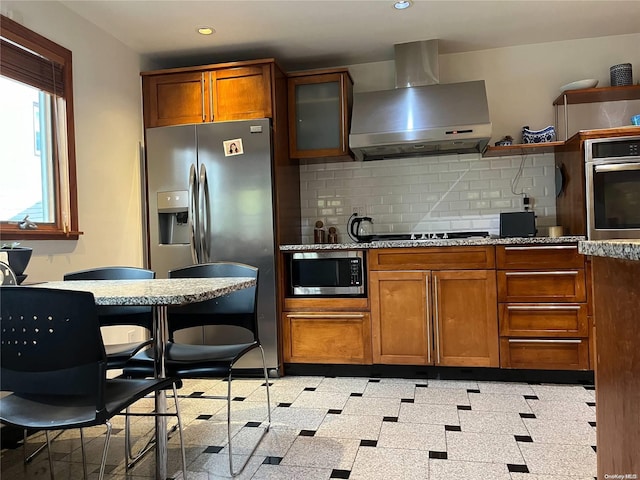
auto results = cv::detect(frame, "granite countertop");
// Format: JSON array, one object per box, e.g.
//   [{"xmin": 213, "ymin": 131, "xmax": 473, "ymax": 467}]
[
  {"xmin": 578, "ymin": 240, "xmax": 640, "ymax": 261},
  {"xmin": 280, "ymin": 236, "xmax": 586, "ymax": 251},
  {"xmin": 34, "ymin": 278, "xmax": 256, "ymax": 306}
]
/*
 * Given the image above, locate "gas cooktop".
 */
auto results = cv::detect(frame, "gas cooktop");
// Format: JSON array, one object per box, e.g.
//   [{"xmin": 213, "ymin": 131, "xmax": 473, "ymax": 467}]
[{"xmin": 370, "ymin": 231, "xmax": 492, "ymax": 241}]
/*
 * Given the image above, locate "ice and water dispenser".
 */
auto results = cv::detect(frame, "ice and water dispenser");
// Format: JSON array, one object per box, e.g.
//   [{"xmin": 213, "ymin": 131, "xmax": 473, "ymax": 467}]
[{"xmin": 157, "ymin": 191, "xmax": 189, "ymax": 245}]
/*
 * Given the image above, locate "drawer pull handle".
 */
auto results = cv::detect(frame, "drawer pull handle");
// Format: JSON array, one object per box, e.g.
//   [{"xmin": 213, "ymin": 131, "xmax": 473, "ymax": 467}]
[
  {"xmin": 508, "ymin": 339, "xmax": 582, "ymax": 344},
  {"xmin": 504, "ymin": 245, "xmax": 577, "ymax": 251},
  {"xmin": 506, "ymin": 305, "xmax": 581, "ymax": 310},
  {"xmin": 505, "ymin": 271, "xmax": 579, "ymax": 276},
  {"xmin": 286, "ymin": 314, "xmax": 365, "ymax": 319}
]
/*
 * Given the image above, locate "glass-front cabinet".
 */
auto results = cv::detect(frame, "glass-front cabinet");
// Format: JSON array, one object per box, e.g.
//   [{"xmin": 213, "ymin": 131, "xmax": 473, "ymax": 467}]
[{"xmin": 287, "ymin": 68, "xmax": 353, "ymax": 161}]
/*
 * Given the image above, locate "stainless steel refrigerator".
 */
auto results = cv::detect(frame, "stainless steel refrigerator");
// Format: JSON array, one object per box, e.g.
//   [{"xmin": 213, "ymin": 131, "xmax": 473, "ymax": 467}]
[{"xmin": 144, "ymin": 118, "xmax": 278, "ymax": 374}]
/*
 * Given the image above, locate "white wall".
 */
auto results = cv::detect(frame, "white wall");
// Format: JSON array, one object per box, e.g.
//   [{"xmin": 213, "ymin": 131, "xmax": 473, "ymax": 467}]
[{"xmin": 1, "ymin": 1, "xmax": 145, "ymax": 283}]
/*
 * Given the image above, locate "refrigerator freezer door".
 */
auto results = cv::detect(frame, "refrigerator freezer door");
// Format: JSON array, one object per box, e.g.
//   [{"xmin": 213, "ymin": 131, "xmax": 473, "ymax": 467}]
[
  {"xmin": 196, "ymin": 119, "xmax": 279, "ymax": 371},
  {"xmin": 146, "ymin": 125, "xmax": 198, "ymax": 278}
]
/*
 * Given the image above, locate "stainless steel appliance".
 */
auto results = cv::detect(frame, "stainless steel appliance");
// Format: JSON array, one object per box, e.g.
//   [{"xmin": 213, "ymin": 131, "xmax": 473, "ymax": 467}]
[
  {"xmin": 585, "ymin": 135, "xmax": 640, "ymax": 240},
  {"xmin": 289, "ymin": 251, "xmax": 365, "ymax": 297},
  {"xmin": 349, "ymin": 40, "xmax": 492, "ymax": 161},
  {"xmin": 145, "ymin": 119, "xmax": 279, "ymax": 373}
]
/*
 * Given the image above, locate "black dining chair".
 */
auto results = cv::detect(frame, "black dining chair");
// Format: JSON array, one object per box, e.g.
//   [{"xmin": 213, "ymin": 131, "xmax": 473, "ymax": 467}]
[
  {"xmin": 124, "ymin": 262, "xmax": 271, "ymax": 477},
  {"xmin": 63, "ymin": 266, "xmax": 155, "ymax": 369},
  {"xmin": 0, "ymin": 286, "xmax": 186, "ymax": 480}
]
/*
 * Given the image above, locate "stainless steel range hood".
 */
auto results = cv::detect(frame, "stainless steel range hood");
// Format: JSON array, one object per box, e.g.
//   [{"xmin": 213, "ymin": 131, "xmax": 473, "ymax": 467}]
[{"xmin": 349, "ymin": 40, "xmax": 492, "ymax": 161}]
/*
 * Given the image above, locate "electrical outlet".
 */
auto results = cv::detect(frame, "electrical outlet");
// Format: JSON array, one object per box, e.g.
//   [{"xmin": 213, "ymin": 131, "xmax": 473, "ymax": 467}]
[
  {"xmin": 127, "ymin": 329, "xmax": 136, "ymax": 342},
  {"xmin": 352, "ymin": 205, "xmax": 365, "ymax": 216}
]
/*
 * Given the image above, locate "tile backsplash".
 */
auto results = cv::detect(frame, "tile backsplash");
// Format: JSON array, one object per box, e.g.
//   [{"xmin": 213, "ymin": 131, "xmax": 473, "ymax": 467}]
[{"xmin": 299, "ymin": 153, "xmax": 557, "ymax": 244}]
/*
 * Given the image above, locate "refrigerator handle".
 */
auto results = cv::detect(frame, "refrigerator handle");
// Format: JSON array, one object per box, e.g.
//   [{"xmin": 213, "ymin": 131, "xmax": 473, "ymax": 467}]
[
  {"xmin": 199, "ymin": 163, "xmax": 211, "ymax": 263},
  {"xmin": 188, "ymin": 163, "xmax": 200, "ymax": 263}
]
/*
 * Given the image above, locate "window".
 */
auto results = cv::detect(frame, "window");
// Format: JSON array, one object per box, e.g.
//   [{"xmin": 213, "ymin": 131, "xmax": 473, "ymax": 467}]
[{"xmin": 0, "ymin": 15, "xmax": 80, "ymax": 240}]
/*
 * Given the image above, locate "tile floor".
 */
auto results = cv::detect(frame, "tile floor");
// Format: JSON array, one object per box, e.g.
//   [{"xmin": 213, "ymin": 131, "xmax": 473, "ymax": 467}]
[{"xmin": 0, "ymin": 375, "xmax": 597, "ymax": 479}]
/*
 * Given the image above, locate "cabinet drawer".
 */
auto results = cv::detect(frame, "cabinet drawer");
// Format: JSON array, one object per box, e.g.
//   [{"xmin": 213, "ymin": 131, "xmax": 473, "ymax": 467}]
[
  {"xmin": 500, "ymin": 338, "xmax": 590, "ymax": 370},
  {"xmin": 497, "ymin": 245, "xmax": 584, "ymax": 270},
  {"xmin": 283, "ymin": 312, "xmax": 371, "ymax": 364},
  {"xmin": 499, "ymin": 304, "xmax": 588, "ymax": 337},
  {"xmin": 370, "ymin": 246, "xmax": 495, "ymax": 271},
  {"xmin": 497, "ymin": 270, "xmax": 586, "ymax": 302}
]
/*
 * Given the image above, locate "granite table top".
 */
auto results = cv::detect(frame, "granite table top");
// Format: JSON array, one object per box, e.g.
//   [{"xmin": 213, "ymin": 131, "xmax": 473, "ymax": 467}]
[
  {"xmin": 280, "ymin": 236, "xmax": 586, "ymax": 251},
  {"xmin": 579, "ymin": 240, "xmax": 640, "ymax": 261},
  {"xmin": 33, "ymin": 277, "xmax": 256, "ymax": 306}
]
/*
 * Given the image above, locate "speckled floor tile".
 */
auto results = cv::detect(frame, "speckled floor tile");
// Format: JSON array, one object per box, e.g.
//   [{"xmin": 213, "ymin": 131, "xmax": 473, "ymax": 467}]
[
  {"xmin": 208, "ymin": 379, "xmax": 265, "ymax": 398},
  {"xmin": 377, "ymin": 422, "xmax": 446, "ymax": 451},
  {"xmin": 341, "ymin": 396, "xmax": 401, "ymax": 416},
  {"xmin": 518, "ymin": 442, "xmax": 596, "ymax": 477},
  {"xmin": 427, "ymin": 379, "xmax": 479, "ymax": 389},
  {"xmin": 188, "ymin": 451, "xmax": 264, "ymax": 479},
  {"xmin": 429, "ymin": 458, "xmax": 511, "ymax": 480},
  {"xmin": 526, "ymin": 400, "xmax": 596, "ymax": 421},
  {"xmin": 458, "ymin": 410, "xmax": 529, "ymax": 435},
  {"xmin": 315, "ymin": 413, "xmax": 383, "ymax": 440},
  {"xmin": 289, "ymin": 390, "xmax": 351, "ymax": 410},
  {"xmin": 279, "ymin": 436, "xmax": 359, "ymax": 470},
  {"xmin": 315, "ymin": 377, "xmax": 370, "ymax": 393},
  {"xmin": 510, "ymin": 474, "xmax": 596, "ymax": 480},
  {"xmin": 414, "ymin": 387, "xmax": 470, "ymax": 405},
  {"xmin": 251, "ymin": 464, "xmax": 332, "ymax": 479},
  {"xmin": 399, "ymin": 402, "xmax": 460, "ymax": 425},
  {"xmin": 530, "ymin": 384, "xmax": 595, "ymax": 402},
  {"xmin": 269, "ymin": 406, "xmax": 328, "ymax": 431},
  {"xmin": 362, "ymin": 381, "xmax": 416, "ymax": 399},
  {"xmin": 476, "ymin": 381, "xmax": 536, "ymax": 395},
  {"xmin": 469, "ymin": 392, "xmax": 533, "ymax": 413},
  {"xmin": 446, "ymin": 431, "xmax": 525, "ymax": 464},
  {"xmin": 523, "ymin": 418, "xmax": 596, "ymax": 445},
  {"xmin": 219, "ymin": 426, "xmax": 298, "ymax": 456},
  {"xmin": 349, "ymin": 446, "xmax": 431, "ymax": 480}
]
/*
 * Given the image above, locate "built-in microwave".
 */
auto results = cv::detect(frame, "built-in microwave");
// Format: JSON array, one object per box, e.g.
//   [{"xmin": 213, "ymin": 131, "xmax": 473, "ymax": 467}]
[
  {"xmin": 288, "ymin": 250, "xmax": 366, "ymax": 297},
  {"xmin": 585, "ymin": 136, "xmax": 640, "ymax": 240}
]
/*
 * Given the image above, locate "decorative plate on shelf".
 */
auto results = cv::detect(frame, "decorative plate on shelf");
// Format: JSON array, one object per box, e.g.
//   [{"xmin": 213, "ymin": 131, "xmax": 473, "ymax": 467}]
[{"xmin": 560, "ymin": 79, "xmax": 598, "ymax": 92}]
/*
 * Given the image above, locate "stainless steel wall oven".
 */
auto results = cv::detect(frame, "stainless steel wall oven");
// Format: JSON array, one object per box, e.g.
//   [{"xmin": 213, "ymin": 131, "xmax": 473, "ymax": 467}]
[
  {"xmin": 288, "ymin": 250, "xmax": 366, "ymax": 297},
  {"xmin": 585, "ymin": 135, "xmax": 640, "ymax": 240}
]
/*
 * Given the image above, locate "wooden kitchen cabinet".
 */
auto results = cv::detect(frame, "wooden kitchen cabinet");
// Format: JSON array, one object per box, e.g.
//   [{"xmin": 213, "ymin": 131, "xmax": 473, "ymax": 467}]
[
  {"xmin": 369, "ymin": 247, "xmax": 499, "ymax": 367},
  {"xmin": 142, "ymin": 60, "xmax": 275, "ymax": 128},
  {"xmin": 282, "ymin": 297, "xmax": 371, "ymax": 364},
  {"xmin": 496, "ymin": 244, "xmax": 591, "ymax": 370},
  {"xmin": 287, "ymin": 67, "xmax": 353, "ymax": 161}
]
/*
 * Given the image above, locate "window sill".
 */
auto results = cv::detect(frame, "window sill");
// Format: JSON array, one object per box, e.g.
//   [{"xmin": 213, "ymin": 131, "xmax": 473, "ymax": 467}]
[{"xmin": 0, "ymin": 228, "xmax": 83, "ymax": 241}]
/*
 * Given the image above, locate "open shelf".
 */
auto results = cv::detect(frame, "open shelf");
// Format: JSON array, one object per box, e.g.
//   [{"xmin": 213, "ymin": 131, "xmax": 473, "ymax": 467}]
[
  {"xmin": 484, "ymin": 141, "xmax": 564, "ymax": 157},
  {"xmin": 553, "ymin": 84, "xmax": 640, "ymax": 105}
]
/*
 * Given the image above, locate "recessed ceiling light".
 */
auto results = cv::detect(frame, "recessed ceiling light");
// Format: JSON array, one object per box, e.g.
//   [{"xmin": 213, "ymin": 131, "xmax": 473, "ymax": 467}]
[
  {"xmin": 393, "ymin": 0, "xmax": 412, "ymax": 10},
  {"xmin": 197, "ymin": 27, "xmax": 215, "ymax": 35}
]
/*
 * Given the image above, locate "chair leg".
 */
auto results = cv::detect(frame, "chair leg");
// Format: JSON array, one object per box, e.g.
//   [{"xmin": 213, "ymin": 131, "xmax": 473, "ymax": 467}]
[
  {"xmin": 45, "ymin": 431, "xmax": 54, "ymax": 480},
  {"xmin": 79, "ymin": 428, "xmax": 88, "ymax": 480},
  {"xmin": 227, "ymin": 345, "xmax": 272, "ymax": 477},
  {"xmin": 24, "ymin": 429, "xmax": 63, "ymax": 464},
  {"xmin": 98, "ymin": 421, "xmax": 113, "ymax": 480},
  {"xmin": 173, "ymin": 382, "xmax": 188, "ymax": 480}
]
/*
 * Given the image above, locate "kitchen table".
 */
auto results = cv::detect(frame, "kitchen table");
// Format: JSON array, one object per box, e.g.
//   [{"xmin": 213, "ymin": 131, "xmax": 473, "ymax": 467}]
[{"xmin": 35, "ymin": 277, "xmax": 256, "ymax": 479}]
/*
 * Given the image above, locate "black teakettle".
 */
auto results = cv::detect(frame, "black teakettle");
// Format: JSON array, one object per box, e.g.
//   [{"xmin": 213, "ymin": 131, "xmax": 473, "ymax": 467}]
[{"xmin": 347, "ymin": 213, "xmax": 374, "ymax": 242}]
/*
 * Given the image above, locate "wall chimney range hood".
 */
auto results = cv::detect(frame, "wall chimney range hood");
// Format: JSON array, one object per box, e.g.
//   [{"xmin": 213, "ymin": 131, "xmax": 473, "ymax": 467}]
[{"xmin": 349, "ymin": 40, "xmax": 492, "ymax": 161}]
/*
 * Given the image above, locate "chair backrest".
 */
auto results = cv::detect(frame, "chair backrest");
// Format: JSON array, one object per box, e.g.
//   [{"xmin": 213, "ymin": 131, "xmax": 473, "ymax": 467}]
[
  {"xmin": 64, "ymin": 266, "xmax": 155, "ymax": 329},
  {"xmin": 0, "ymin": 287, "xmax": 106, "ymax": 407},
  {"xmin": 0, "ymin": 261, "xmax": 17, "ymax": 285},
  {"xmin": 167, "ymin": 262, "xmax": 259, "ymax": 339}
]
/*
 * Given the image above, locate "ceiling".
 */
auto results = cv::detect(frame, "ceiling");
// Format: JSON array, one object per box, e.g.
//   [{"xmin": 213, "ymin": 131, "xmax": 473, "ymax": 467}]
[{"xmin": 60, "ymin": 0, "xmax": 640, "ymax": 71}]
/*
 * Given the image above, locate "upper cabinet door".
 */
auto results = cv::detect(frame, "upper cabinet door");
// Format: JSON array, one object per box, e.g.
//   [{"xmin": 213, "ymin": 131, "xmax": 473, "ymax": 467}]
[
  {"xmin": 212, "ymin": 65, "xmax": 272, "ymax": 122},
  {"xmin": 288, "ymin": 69, "xmax": 354, "ymax": 161},
  {"xmin": 143, "ymin": 72, "xmax": 210, "ymax": 127}
]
